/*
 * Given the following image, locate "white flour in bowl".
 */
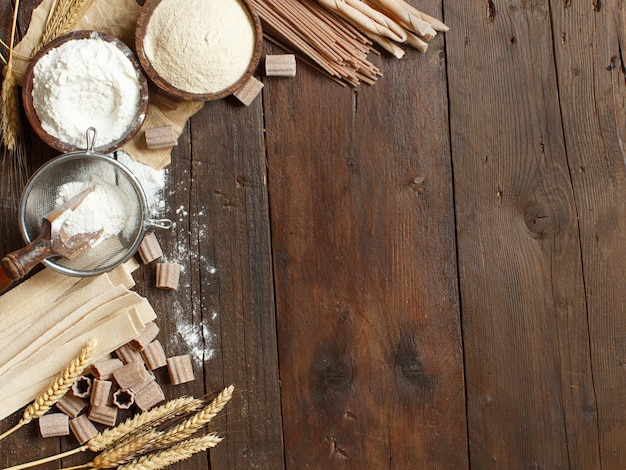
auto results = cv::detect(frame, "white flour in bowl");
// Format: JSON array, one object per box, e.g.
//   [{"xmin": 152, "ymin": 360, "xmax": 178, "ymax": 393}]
[{"xmin": 31, "ymin": 37, "xmax": 142, "ymax": 148}]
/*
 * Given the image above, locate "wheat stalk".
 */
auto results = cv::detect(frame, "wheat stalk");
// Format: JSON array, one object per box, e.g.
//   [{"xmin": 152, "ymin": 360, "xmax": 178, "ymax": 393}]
[
  {"xmin": 35, "ymin": 0, "xmax": 95, "ymax": 53},
  {"xmin": 1, "ymin": 127, "xmax": 29, "ymax": 199},
  {"xmin": 92, "ymin": 387, "xmax": 233, "ymax": 467},
  {"xmin": 91, "ymin": 429, "xmax": 164, "ymax": 468},
  {"xmin": 2, "ymin": 396, "xmax": 205, "ymax": 470},
  {"xmin": 37, "ymin": 0, "xmax": 72, "ymax": 50},
  {"xmin": 118, "ymin": 434, "xmax": 224, "ymax": 470},
  {"xmin": 87, "ymin": 396, "xmax": 205, "ymax": 452},
  {"xmin": 4, "ymin": 387, "xmax": 233, "ymax": 470},
  {"xmin": 1, "ymin": 0, "xmax": 20, "ymax": 152},
  {"xmin": 155, "ymin": 385, "xmax": 234, "ymax": 448},
  {"xmin": 0, "ymin": 337, "xmax": 97, "ymax": 442}
]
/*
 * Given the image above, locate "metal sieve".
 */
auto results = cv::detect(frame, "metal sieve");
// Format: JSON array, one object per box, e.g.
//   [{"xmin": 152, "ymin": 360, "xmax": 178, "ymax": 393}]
[{"xmin": 18, "ymin": 128, "xmax": 171, "ymax": 277}]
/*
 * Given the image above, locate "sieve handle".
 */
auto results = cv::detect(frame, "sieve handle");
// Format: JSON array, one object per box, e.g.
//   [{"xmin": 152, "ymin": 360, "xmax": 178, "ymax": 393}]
[{"xmin": 1, "ymin": 235, "xmax": 52, "ymax": 282}]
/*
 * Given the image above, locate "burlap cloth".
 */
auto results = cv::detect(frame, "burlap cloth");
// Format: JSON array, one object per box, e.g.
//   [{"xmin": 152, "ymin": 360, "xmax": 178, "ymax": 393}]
[{"xmin": 12, "ymin": 0, "xmax": 205, "ymax": 169}]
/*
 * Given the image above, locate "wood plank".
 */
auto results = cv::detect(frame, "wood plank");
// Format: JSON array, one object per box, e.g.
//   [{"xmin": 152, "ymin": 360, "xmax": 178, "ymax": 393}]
[
  {"xmin": 446, "ymin": 0, "xmax": 600, "ymax": 467},
  {"xmin": 264, "ymin": 27, "xmax": 467, "ymax": 469},
  {"xmin": 188, "ymin": 94, "xmax": 285, "ymax": 469},
  {"xmin": 550, "ymin": 1, "xmax": 626, "ymax": 467}
]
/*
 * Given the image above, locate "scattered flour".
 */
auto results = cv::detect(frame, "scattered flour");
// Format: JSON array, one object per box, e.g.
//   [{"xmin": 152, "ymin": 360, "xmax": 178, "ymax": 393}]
[
  {"xmin": 32, "ymin": 37, "xmax": 142, "ymax": 148},
  {"xmin": 143, "ymin": 0, "xmax": 256, "ymax": 94},
  {"xmin": 111, "ymin": 153, "xmax": 220, "ymax": 364},
  {"xmin": 170, "ymin": 299, "xmax": 216, "ymax": 362},
  {"xmin": 116, "ymin": 151, "xmax": 167, "ymax": 217}
]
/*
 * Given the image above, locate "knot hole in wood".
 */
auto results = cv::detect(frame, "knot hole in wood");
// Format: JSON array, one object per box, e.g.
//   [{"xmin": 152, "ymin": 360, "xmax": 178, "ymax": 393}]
[
  {"xmin": 395, "ymin": 349, "xmax": 430, "ymax": 386},
  {"xmin": 524, "ymin": 202, "xmax": 555, "ymax": 238},
  {"xmin": 312, "ymin": 354, "xmax": 354, "ymax": 398}
]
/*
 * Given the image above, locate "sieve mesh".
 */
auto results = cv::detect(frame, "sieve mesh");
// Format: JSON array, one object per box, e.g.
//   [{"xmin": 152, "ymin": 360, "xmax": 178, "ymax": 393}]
[{"xmin": 19, "ymin": 152, "xmax": 148, "ymax": 276}]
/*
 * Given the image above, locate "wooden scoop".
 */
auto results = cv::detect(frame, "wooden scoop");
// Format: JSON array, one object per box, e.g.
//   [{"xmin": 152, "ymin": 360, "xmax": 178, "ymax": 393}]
[{"xmin": 0, "ymin": 188, "xmax": 104, "ymax": 293}]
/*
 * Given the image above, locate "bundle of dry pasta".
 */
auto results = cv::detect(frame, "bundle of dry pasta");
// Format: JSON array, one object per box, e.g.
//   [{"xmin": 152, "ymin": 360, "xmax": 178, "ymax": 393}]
[
  {"xmin": 0, "ymin": 261, "xmax": 156, "ymax": 421},
  {"xmin": 251, "ymin": 0, "xmax": 382, "ymax": 86},
  {"xmin": 315, "ymin": 0, "xmax": 448, "ymax": 58},
  {"xmin": 251, "ymin": 0, "xmax": 447, "ymax": 85}
]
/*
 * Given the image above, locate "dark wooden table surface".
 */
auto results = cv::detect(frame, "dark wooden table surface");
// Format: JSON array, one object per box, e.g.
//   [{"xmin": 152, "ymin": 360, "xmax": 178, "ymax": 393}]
[{"xmin": 2, "ymin": 0, "xmax": 626, "ymax": 468}]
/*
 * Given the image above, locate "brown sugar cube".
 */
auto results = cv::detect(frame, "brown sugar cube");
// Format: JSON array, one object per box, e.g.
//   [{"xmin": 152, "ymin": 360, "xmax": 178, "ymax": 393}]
[
  {"xmin": 167, "ymin": 355, "xmax": 194, "ymax": 385},
  {"xmin": 72, "ymin": 376, "xmax": 92, "ymax": 398},
  {"xmin": 39, "ymin": 413, "xmax": 69, "ymax": 438},
  {"xmin": 265, "ymin": 54, "xmax": 296, "ymax": 77},
  {"xmin": 113, "ymin": 389, "xmax": 136, "ymax": 410},
  {"xmin": 138, "ymin": 232, "xmax": 163, "ymax": 264},
  {"xmin": 56, "ymin": 392, "xmax": 89, "ymax": 418},
  {"xmin": 88, "ymin": 405, "xmax": 118, "ymax": 427},
  {"xmin": 69, "ymin": 415, "xmax": 98, "ymax": 444},
  {"xmin": 91, "ymin": 358, "xmax": 123, "ymax": 380},
  {"xmin": 90, "ymin": 379, "xmax": 113, "ymax": 407},
  {"xmin": 156, "ymin": 263, "xmax": 181, "ymax": 290},
  {"xmin": 112, "ymin": 361, "xmax": 151, "ymax": 390},
  {"xmin": 130, "ymin": 322, "xmax": 160, "ymax": 351},
  {"xmin": 115, "ymin": 343, "xmax": 144, "ymax": 364},
  {"xmin": 145, "ymin": 125, "xmax": 178, "ymax": 149},
  {"xmin": 233, "ymin": 75, "xmax": 264, "ymax": 106},
  {"xmin": 134, "ymin": 381, "xmax": 165, "ymax": 411},
  {"xmin": 141, "ymin": 340, "xmax": 167, "ymax": 370}
]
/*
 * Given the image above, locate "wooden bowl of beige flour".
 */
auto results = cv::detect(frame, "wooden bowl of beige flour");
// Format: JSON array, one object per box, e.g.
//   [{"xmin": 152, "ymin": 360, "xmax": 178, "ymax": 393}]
[
  {"xmin": 22, "ymin": 31, "xmax": 149, "ymax": 154},
  {"xmin": 135, "ymin": 0, "xmax": 263, "ymax": 101}
]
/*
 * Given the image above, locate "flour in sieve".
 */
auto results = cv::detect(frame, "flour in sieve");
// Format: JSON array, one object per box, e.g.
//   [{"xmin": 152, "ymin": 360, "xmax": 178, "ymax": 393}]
[
  {"xmin": 143, "ymin": 0, "xmax": 256, "ymax": 94},
  {"xmin": 56, "ymin": 177, "xmax": 133, "ymax": 244},
  {"xmin": 31, "ymin": 37, "xmax": 142, "ymax": 148}
]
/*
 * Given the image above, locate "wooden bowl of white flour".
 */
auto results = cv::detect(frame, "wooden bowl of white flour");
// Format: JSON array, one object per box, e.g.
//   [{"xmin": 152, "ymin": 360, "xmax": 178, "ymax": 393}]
[
  {"xmin": 22, "ymin": 31, "xmax": 149, "ymax": 154},
  {"xmin": 135, "ymin": 0, "xmax": 263, "ymax": 101}
]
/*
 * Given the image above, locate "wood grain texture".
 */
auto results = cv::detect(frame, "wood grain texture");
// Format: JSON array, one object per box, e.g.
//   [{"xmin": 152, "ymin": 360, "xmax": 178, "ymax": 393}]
[
  {"xmin": 550, "ymin": 1, "xmax": 626, "ymax": 467},
  {"xmin": 445, "ymin": 0, "xmax": 616, "ymax": 467},
  {"xmin": 7, "ymin": 0, "xmax": 626, "ymax": 468},
  {"xmin": 264, "ymin": 24, "xmax": 467, "ymax": 467}
]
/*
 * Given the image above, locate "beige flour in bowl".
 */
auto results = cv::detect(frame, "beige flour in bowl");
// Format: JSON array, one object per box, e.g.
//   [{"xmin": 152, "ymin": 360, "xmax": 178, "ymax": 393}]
[{"xmin": 142, "ymin": 0, "xmax": 256, "ymax": 94}]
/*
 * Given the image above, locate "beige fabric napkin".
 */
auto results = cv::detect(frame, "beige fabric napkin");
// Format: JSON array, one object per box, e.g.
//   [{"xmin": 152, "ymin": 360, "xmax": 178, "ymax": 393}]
[{"xmin": 13, "ymin": 0, "xmax": 204, "ymax": 169}]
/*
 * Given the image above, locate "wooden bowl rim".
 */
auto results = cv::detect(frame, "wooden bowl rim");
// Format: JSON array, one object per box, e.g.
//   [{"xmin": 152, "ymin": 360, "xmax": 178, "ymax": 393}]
[
  {"xmin": 22, "ymin": 30, "xmax": 150, "ymax": 154},
  {"xmin": 135, "ymin": 0, "xmax": 263, "ymax": 102}
]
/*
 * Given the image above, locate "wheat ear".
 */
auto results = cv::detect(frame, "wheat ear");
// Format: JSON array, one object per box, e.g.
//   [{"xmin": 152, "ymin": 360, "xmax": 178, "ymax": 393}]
[
  {"xmin": 1, "ymin": 73, "xmax": 20, "ymax": 152},
  {"xmin": 0, "ymin": 337, "xmax": 97, "ymax": 442},
  {"xmin": 155, "ymin": 385, "xmax": 234, "ymax": 448},
  {"xmin": 118, "ymin": 434, "xmax": 224, "ymax": 470},
  {"xmin": 36, "ymin": 0, "xmax": 71, "ymax": 52},
  {"xmin": 37, "ymin": 0, "xmax": 94, "ymax": 51},
  {"xmin": 87, "ymin": 396, "xmax": 205, "ymax": 452},
  {"xmin": 91, "ymin": 429, "xmax": 163, "ymax": 469},
  {"xmin": 1, "ymin": 0, "xmax": 20, "ymax": 152},
  {"xmin": 54, "ymin": 0, "xmax": 94, "ymax": 37}
]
